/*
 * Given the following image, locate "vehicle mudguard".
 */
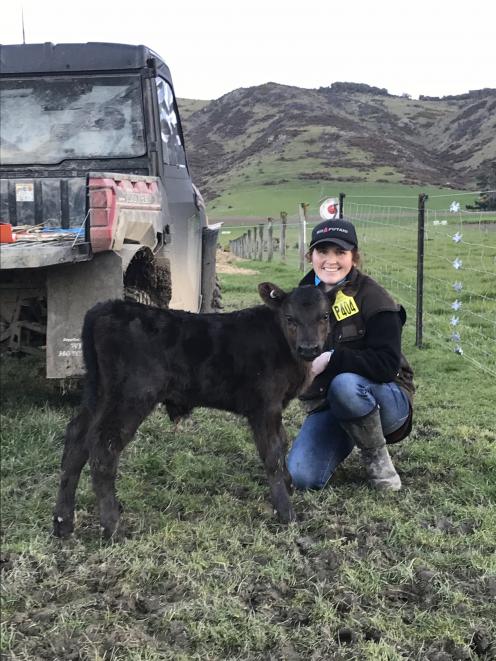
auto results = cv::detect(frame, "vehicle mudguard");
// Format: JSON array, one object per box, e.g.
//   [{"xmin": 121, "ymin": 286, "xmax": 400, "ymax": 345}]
[{"xmin": 46, "ymin": 252, "xmax": 123, "ymax": 378}]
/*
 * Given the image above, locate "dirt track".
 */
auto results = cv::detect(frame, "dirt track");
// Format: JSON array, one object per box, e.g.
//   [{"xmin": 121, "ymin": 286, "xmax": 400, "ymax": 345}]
[{"xmin": 215, "ymin": 249, "xmax": 260, "ymax": 275}]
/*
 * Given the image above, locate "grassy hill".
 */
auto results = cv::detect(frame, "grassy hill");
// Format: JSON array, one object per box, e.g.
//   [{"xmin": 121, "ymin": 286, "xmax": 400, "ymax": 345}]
[{"xmin": 178, "ymin": 83, "xmax": 496, "ymax": 212}]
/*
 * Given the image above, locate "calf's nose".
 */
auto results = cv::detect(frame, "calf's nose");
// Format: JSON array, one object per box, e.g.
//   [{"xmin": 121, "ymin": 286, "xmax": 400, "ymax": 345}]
[{"xmin": 297, "ymin": 344, "xmax": 320, "ymax": 361}]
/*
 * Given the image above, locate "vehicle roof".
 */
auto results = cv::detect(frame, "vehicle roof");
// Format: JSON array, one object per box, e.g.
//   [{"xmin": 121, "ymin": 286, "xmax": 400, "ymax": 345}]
[{"xmin": 0, "ymin": 42, "xmax": 172, "ymax": 83}]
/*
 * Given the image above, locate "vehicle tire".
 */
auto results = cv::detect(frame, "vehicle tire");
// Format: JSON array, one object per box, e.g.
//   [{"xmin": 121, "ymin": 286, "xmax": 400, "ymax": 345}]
[
  {"xmin": 212, "ymin": 274, "xmax": 223, "ymax": 311},
  {"xmin": 124, "ymin": 286, "xmax": 154, "ymax": 306},
  {"xmin": 124, "ymin": 250, "xmax": 171, "ymax": 309}
]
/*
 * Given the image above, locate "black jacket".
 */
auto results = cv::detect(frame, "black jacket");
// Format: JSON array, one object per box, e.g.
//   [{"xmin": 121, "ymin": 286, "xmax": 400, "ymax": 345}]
[{"xmin": 299, "ymin": 267, "xmax": 415, "ymax": 442}]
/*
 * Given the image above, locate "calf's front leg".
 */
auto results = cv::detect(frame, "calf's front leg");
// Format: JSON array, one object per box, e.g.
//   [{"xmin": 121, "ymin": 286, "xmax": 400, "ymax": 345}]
[
  {"xmin": 250, "ymin": 412, "xmax": 296, "ymax": 524},
  {"xmin": 279, "ymin": 424, "xmax": 294, "ymax": 495}
]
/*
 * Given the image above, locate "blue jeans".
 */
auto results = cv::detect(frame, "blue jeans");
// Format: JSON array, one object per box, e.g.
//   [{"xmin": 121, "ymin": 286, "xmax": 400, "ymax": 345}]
[{"xmin": 287, "ymin": 372, "xmax": 410, "ymax": 490}]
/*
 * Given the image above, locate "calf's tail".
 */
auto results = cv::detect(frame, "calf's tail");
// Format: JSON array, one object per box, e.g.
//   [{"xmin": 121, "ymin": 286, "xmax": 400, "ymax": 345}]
[{"xmin": 81, "ymin": 303, "xmax": 105, "ymax": 414}]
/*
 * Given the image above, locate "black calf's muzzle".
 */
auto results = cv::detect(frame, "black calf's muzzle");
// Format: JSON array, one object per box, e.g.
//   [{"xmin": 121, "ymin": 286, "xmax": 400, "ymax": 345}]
[{"xmin": 297, "ymin": 345, "xmax": 321, "ymax": 361}]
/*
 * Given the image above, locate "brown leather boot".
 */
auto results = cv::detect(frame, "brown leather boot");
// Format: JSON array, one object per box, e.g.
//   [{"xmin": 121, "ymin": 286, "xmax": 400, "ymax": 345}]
[{"xmin": 340, "ymin": 407, "xmax": 401, "ymax": 490}]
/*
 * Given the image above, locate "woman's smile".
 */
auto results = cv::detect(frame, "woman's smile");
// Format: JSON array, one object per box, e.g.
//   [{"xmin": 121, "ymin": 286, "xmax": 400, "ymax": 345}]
[{"xmin": 312, "ymin": 244, "xmax": 354, "ymax": 287}]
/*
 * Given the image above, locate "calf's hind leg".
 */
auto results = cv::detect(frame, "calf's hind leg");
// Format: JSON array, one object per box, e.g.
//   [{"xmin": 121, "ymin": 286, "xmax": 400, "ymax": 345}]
[
  {"xmin": 88, "ymin": 401, "xmax": 155, "ymax": 538},
  {"xmin": 53, "ymin": 408, "xmax": 91, "ymax": 537}
]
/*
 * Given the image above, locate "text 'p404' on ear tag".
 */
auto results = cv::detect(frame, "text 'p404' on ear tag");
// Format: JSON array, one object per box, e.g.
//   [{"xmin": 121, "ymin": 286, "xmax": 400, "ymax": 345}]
[{"xmin": 332, "ymin": 290, "xmax": 359, "ymax": 321}]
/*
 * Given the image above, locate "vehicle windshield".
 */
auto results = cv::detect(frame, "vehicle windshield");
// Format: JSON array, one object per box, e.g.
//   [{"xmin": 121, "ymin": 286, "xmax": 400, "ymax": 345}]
[{"xmin": 0, "ymin": 74, "xmax": 146, "ymax": 165}]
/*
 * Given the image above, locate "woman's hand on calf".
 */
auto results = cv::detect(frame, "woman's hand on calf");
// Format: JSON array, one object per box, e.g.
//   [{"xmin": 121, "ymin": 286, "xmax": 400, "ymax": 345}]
[{"xmin": 311, "ymin": 350, "xmax": 333, "ymax": 378}]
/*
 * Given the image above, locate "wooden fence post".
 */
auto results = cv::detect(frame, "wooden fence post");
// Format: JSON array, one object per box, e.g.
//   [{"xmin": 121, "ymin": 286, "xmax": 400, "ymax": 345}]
[
  {"xmin": 298, "ymin": 203, "xmax": 308, "ymax": 271},
  {"xmin": 280, "ymin": 211, "xmax": 287, "ymax": 260},
  {"xmin": 257, "ymin": 224, "xmax": 264, "ymax": 261},
  {"xmin": 267, "ymin": 218, "xmax": 273, "ymax": 262}
]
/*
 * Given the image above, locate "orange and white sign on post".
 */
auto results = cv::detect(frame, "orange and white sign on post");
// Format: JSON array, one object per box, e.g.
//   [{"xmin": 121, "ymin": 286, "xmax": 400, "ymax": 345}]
[{"xmin": 319, "ymin": 198, "xmax": 340, "ymax": 220}]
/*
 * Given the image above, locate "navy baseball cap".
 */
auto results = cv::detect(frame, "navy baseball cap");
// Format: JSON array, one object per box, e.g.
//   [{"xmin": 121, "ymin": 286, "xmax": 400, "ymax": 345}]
[{"xmin": 309, "ymin": 218, "xmax": 358, "ymax": 251}]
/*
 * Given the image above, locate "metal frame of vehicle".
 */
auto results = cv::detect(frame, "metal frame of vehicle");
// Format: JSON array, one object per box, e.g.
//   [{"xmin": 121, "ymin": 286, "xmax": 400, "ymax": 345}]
[{"xmin": 0, "ymin": 42, "xmax": 219, "ymax": 377}]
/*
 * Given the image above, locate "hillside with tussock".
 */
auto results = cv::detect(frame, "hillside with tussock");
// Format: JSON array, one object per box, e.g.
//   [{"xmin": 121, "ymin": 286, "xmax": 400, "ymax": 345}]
[{"xmin": 178, "ymin": 83, "xmax": 496, "ymax": 201}]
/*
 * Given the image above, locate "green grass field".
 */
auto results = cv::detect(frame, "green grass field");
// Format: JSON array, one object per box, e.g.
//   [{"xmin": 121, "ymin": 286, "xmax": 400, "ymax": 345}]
[
  {"xmin": 207, "ymin": 181, "xmax": 481, "ymax": 219},
  {"xmin": 1, "ymin": 255, "xmax": 495, "ymax": 659}
]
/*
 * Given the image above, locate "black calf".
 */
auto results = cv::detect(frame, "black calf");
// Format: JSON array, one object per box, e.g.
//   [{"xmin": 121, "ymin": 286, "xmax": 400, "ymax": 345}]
[{"xmin": 53, "ymin": 282, "xmax": 331, "ymax": 537}]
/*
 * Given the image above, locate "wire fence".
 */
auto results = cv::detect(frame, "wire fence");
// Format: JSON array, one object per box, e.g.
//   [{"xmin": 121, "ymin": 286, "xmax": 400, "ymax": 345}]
[
  {"xmin": 224, "ymin": 194, "xmax": 496, "ymax": 377},
  {"xmin": 347, "ymin": 200, "xmax": 496, "ymax": 377}
]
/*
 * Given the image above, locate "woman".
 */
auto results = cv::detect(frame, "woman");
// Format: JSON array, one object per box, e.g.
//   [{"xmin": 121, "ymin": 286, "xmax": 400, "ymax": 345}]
[{"xmin": 287, "ymin": 218, "xmax": 415, "ymax": 491}]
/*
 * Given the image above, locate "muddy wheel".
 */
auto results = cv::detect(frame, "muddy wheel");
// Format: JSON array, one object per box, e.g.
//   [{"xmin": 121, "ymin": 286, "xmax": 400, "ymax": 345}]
[
  {"xmin": 123, "ymin": 250, "xmax": 171, "ymax": 309},
  {"xmin": 124, "ymin": 287, "xmax": 154, "ymax": 306},
  {"xmin": 212, "ymin": 275, "xmax": 223, "ymax": 311}
]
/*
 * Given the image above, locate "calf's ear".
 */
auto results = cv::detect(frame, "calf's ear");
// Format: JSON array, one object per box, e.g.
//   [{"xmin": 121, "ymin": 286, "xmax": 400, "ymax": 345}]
[{"xmin": 258, "ymin": 282, "xmax": 287, "ymax": 308}]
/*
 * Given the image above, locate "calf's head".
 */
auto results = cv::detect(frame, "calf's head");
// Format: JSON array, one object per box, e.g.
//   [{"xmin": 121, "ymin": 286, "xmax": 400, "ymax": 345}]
[{"xmin": 259, "ymin": 282, "xmax": 330, "ymax": 361}]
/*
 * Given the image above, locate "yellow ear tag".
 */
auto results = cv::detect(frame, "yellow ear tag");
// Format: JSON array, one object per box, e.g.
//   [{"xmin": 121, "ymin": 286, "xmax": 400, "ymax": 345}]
[{"xmin": 332, "ymin": 290, "xmax": 359, "ymax": 321}]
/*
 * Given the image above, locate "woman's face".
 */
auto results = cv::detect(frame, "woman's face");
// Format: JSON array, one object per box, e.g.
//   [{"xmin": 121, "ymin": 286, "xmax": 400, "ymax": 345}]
[{"xmin": 311, "ymin": 243, "xmax": 354, "ymax": 287}]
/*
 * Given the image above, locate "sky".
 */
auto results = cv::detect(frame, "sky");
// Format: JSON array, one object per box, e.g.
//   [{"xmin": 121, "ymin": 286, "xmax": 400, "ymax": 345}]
[{"xmin": 1, "ymin": 0, "xmax": 495, "ymax": 101}]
